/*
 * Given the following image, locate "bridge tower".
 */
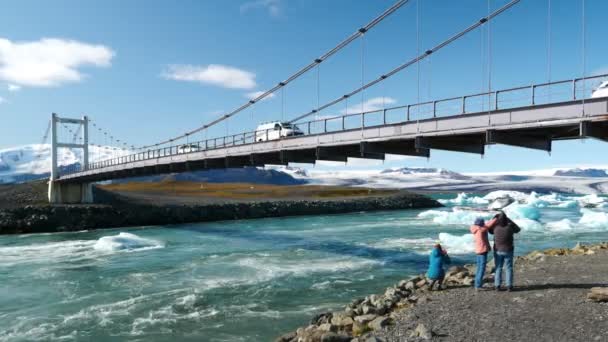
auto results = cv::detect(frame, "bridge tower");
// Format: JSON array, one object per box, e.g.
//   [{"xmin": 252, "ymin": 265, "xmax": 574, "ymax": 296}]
[{"xmin": 48, "ymin": 113, "xmax": 93, "ymax": 204}]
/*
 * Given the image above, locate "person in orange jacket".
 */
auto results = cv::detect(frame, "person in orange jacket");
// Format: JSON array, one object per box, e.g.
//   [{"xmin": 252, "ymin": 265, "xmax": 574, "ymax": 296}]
[{"xmin": 470, "ymin": 216, "xmax": 496, "ymax": 290}]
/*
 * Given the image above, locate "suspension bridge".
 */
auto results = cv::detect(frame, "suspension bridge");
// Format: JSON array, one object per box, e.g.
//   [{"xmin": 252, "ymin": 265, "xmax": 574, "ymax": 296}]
[{"xmin": 40, "ymin": 0, "xmax": 608, "ymax": 203}]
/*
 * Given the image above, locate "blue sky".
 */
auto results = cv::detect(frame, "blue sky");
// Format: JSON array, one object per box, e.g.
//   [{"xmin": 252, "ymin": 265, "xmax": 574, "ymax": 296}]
[{"xmin": 0, "ymin": 0, "xmax": 607, "ymax": 172}]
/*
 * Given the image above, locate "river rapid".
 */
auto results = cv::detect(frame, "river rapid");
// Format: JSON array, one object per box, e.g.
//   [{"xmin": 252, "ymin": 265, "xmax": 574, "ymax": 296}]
[{"xmin": 1, "ymin": 191, "xmax": 607, "ymax": 341}]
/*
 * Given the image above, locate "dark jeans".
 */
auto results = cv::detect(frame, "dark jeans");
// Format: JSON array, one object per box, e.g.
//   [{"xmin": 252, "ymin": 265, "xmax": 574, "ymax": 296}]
[
  {"xmin": 495, "ymin": 251, "xmax": 514, "ymax": 288},
  {"xmin": 475, "ymin": 252, "xmax": 488, "ymax": 288}
]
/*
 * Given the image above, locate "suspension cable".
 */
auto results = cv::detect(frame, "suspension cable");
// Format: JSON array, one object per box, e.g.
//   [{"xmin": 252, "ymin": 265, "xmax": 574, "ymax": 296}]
[
  {"xmin": 139, "ymin": 0, "xmax": 412, "ymax": 149},
  {"xmin": 289, "ymin": 0, "xmax": 521, "ymax": 123}
]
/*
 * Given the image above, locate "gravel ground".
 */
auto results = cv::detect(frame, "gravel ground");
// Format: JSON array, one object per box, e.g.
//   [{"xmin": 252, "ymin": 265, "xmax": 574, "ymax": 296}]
[{"xmin": 377, "ymin": 250, "xmax": 608, "ymax": 342}]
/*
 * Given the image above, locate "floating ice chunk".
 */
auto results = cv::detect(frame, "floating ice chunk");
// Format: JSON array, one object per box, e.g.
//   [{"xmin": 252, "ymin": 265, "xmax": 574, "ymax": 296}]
[
  {"xmin": 438, "ymin": 192, "xmax": 488, "ymax": 206},
  {"xmin": 488, "ymin": 197, "xmax": 514, "ymax": 210},
  {"xmin": 483, "ymin": 190, "xmax": 528, "ymax": 202},
  {"xmin": 512, "ymin": 218, "xmax": 544, "ymax": 231},
  {"xmin": 418, "ymin": 208, "xmax": 493, "ymax": 225},
  {"xmin": 93, "ymin": 232, "xmax": 164, "ymax": 252},
  {"xmin": 577, "ymin": 194, "xmax": 607, "ymax": 208},
  {"xmin": 546, "ymin": 219, "xmax": 576, "ymax": 231},
  {"xmin": 438, "ymin": 232, "xmax": 475, "ymax": 254},
  {"xmin": 554, "ymin": 200, "xmax": 578, "ymax": 209},
  {"xmin": 525, "ymin": 192, "xmax": 550, "ymax": 208},
  {"xmin": 503, "ymin": 203, "xmax": 541, "ymax": 221},
  {"xmin": 578, "ymin": 209, "xmax": 608, "ymax": 229}
]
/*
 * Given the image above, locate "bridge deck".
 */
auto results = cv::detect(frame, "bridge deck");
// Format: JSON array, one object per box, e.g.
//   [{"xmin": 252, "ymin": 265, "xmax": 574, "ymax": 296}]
[{"xmin": 59, "ymin": 98, "xmax": 608, "ymax": 183}]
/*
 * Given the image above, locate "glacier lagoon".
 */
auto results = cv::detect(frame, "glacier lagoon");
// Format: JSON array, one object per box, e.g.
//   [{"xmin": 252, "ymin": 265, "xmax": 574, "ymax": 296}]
[{"xmin": 1, "ymin": 191, "xmax": 607, "ymax": 341}]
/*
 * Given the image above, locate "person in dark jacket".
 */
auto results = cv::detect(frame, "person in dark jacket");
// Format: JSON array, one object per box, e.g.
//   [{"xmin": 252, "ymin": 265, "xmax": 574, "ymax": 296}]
[
  {"xmin": 488, "ymin": 212, "xmax": 521, "ymax": 291},
  {"xmin": 426, "ymin": 243, "xmax": 451, "ymax": 291}
]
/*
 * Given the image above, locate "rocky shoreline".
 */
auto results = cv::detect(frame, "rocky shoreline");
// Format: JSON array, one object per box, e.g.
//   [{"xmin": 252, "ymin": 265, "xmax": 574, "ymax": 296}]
[
  {"xmin": 0, "ymin": 189, "xmax": 440, "ymax": 235},
  {"xmin": 277, "ymin": 242, "xmax": 608, "ymax": 342}
]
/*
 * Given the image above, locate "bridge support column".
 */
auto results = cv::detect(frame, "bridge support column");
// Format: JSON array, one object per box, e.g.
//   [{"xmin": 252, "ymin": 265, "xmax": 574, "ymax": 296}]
[
  {"xmin": 486, "ymin": 130, "xmax": 552, "ymax": 152},
  {"xmin": 48, "ymin": 182, "xmax": 93, "ymax": 204}
]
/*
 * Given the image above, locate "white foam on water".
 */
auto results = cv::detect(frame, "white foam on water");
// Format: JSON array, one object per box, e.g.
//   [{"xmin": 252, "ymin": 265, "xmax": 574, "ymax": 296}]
[
  {"xmin": 237, "ymin": 255, "xmax": 381, "ymax": 280},
  {"xmin": 0, "ymin": 232, "xmax": 164, "ymax": 268},
  {"xmin": 0, "ymin": 239, "xmax": 97, "ymax": 267},
  {"xmin": 93, "ymin": 232, "xmax": 164, "ymax": 252},
  {"xmin": 438, "ymin": 192, "xmax": 488, "ymax": 206},
  {"xmin": 366, "ymin": 237, "xmax": 436, "ymax": 251},
  {"xmin": 418, "ymin": 208, "xmax": 494, "ymax": 225},
  {"xmin": 310, "ymin": 279, "xmax": 354, "ymax": 290}
]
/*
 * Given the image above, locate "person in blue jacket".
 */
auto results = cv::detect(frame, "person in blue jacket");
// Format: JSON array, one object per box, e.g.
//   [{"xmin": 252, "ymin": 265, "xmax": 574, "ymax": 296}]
[{"xmin": 426, "ymin": 243, "xmax": 451, "ymax": 290}]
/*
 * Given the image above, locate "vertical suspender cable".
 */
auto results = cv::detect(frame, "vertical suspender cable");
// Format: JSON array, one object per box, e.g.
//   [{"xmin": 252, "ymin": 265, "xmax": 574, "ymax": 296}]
[
  {"xmin": 487, "ymin": 0, "xmax": 492, "ymax": 112},
  {"xmin": 547, "ymin": 0, "xmax": 551, "ymax": 84},
  {"xmin": 416, "ymin": 0, "xmax": 421, "ymax": 117},
  {"xmin": 581, "ymin": 0, "xmax": 586, "ymax": 116},
  {"xmin": 317, "ymin": 64, "xmax": 321, "ymax": 119},
  {"xmin": 288, "ymin": 0, "xmax": 521, "ymax": 124},
  {"xmin": 281, "ymin": 87, "xmax": 285, "ymax": 121},
  {"xmin": 361, "ymin": 31, "xmax": 365, "ymax": 130}
]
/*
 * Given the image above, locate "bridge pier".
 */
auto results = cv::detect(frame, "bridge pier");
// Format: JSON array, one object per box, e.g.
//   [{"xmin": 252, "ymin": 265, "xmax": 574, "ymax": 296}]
[
  {"xmin": 47, "ymin": 113, "xmax": 93, "ymax": 204},
  {"xmin": 48, "ymin": 181, "xmax": 93, "ymax": 204}
]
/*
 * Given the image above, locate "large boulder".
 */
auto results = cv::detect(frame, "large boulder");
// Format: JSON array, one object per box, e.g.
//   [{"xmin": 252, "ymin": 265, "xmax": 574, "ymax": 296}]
[
  {"xmin": 368, "ymin": 316, "xmax": 391, "ymax": 331},
  {"xmin": 330, "ymin": 312, "xmax": 354, "ymax": 327},
  {"xmin": 588, "ymin": 287, "xmax": 608, "ymax": 302},
  {"xmin": 354, "ymin": 314, "xmax": 378, "ymax": 325}
]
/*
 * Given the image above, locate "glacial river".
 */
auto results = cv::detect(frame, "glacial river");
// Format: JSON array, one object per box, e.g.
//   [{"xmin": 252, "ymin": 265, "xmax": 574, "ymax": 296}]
[{"xmin": 1, "ymin": 191, "xmax": 607, "ymax": 341}]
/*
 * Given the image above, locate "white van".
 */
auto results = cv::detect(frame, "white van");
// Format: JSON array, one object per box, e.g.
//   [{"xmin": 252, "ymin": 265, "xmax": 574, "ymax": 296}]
[
  {"xmin": 178, "ymin": 143, "xmax": 200, "ymax": 153},
  {"xmin": 255, "ymin": 121, "xmax": 304, "ymax": 142},
  {"xmin": 591, "ymin": 81, "xmax": 608, "ymax": 98}
]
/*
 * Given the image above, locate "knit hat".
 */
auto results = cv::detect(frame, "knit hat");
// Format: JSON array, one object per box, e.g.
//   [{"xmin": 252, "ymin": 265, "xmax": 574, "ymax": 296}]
[{"xmin": 474, "ymin": 217, "xmax": 485, "ymax": 226}]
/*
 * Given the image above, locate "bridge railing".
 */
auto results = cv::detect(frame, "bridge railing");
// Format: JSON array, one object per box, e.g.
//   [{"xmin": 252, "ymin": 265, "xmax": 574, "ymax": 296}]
[{"xmin": 62, "ymin": 73, "xmax": 608, "ymax": 176}]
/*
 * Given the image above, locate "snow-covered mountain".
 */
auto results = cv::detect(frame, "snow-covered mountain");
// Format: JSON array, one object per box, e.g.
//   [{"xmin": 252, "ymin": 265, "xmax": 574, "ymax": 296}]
[
  {"xmin": 1, "ymin": 144, "xmax": 607, "ymax": 194},
  {"xmin": 554, "ymin": 168, "xmax": 608, "ymax": 178},
  {"xmin": 0, "ymin": 144, "xmax": 124, "ymax": 184},
  {"xmin": 270, "ymin": 166, "xmax": 608, "ymax": 194}
]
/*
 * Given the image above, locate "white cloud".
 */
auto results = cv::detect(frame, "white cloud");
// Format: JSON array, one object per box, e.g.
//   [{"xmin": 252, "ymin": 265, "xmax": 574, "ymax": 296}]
[
  {"xmin": 246, "ymin": 90, "xmax": 275, "ymax": 101},
  {"xmin": 341, "ymin": 97, "xmax": 397, "ymax": 114},
  {"xmin": 7, "ymin": 84, "xmax": 20, "ymax": 92},
  {"xmin": 0, "ymin": 37, "xmax": 114, "ymax": 87},
  {"xmin": 0, "ymin": 96, "xmax": 5, "ymax": 104},
  {"xmin": 240, "ymin": 0, "xmax": 283, "ymax": 17},
  {"xmin": 162, "ymin": 64, "xmax": 256, "ymax": 90}
]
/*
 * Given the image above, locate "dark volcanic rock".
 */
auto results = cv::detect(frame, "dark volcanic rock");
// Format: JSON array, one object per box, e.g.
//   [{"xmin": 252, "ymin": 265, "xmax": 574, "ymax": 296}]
[{"xmin": 0, "ymin": 189, "xmax": 441, "ymax": 235}]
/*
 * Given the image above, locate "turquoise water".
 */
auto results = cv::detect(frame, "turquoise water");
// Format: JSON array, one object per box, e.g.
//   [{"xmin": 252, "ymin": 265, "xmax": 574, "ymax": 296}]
[{"xmin": 1, "ymin": 191, "xmax": 607, "ymax": 341}]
